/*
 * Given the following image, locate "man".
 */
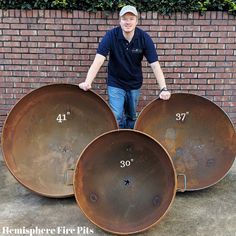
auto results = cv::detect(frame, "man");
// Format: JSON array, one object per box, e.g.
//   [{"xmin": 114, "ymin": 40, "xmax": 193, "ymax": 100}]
[{"xmin": 79, "ymin": 5, "xmax": 171, "ymax": 128}]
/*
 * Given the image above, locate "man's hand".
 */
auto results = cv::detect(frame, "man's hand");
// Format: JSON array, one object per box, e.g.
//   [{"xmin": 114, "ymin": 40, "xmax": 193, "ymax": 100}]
[
  {"xmin": 79, "ymin": 82, "xmax": 91, "ymax": 91},
  {"xmin": 159, "ymin": 90, "xmax": 171, "ymax": 100}
]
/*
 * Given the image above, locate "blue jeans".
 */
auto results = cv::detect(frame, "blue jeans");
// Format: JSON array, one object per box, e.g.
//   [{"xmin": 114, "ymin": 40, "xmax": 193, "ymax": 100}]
[{"xmin": 108, "ymin": 86, "xmax": 140, "ymax": 129}]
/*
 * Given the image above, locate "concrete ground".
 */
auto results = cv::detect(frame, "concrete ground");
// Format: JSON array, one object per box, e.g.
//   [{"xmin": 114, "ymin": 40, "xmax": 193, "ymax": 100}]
[{"xmin": 0, "ymin": 151, "xmax": 235, "ymax": 236}]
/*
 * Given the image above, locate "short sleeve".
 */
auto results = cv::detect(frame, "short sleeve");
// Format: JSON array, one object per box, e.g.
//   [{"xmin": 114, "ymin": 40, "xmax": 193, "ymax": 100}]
[
  {"xmin": 143, "ymin": 33, "xmax": 159, "ymax": 64},
  {"xmin": 97, "ymin": 31, "xmax": 111, "ymax": 57}
]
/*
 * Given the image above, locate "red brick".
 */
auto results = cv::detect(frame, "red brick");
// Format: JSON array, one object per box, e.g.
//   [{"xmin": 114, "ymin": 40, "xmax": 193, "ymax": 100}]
[
  {"xmin": 200, "ymin": 38, "xmax": 217, "ymax": 43},
  {"xmin": 20, "ymin": 30, "xmax": 37, "ymax": 36},
  {"xmin": 165, "ymin": 50, "xmax": 181, "ymax": 55},
  {"xmin": 4, "ymin": 53, "xmax": 21, "ymax": 59},
  {"xmin": 29, "ymin": 36, "xmax": 46, "ymax": 41},
  {"xmin": 158, "ymin": 32, "xmax": 175, "ymax": 37},
  {"xmin": 192, "ymin": 56, "xmax": 209, "ymax": 61},
  {"xmin": 160, "ymin": 56, "xmax": 175, "ymax": 61},
  {"xmin": 38, "ymin": 42, "xmax": 55, "ymax": 47},
  {"xmin": 219, "ymin": 26, "xmax": 235, "ymax": 31},
  {"xmin": 167, "ymin": 26, "xmax": 184, "ymax": 31},
  {"xmin": 182, "ymin": 62, "xmax": 199, "ymax": 67},
  {"xmin": 218, "ymin": 38, "xmax": 234, "ymax": 44},
  {"xmin": 3, "ymin": 18, "xmax": 19, "ymax": 24},
  {"xmin": 21, "ymin": 42, "xmax": 37, "ymax": 47},
  {"xmin": 183, "ymin": 38, "xmax": 200, "ymax": 43},
  {"xmin": 199, "ymin": 62, "xmax": 215, "ymax": 67},
  {"xmin": 192, "ymin": 44, "xmax": 208, "ymax": 49},
  {"xmin": 208, "ymin": 68, "xmax": 224, "ymax": 73},
  {"xmin": 81, "ymin": 25, "xmax": 97, "ymax": 31},
  {"xmin": 222, "ymin": 102, "xmax": 236, "ymax": 107},
  {"xmin": 3, "ymin": 29, "xmax": 20, "ymax": 35},
  {"xmin": 184, "ymin": 25, "xmax": 200, "ymax": 31},
  {"xmin": 12, "ymin": 47, "xmax": 28, "ymax": 53},
  {"xmin": 225, "ymin": 68, "xmax": 236, "ymax": 73},
  {"xmin": 55, "ymin": 42, "xmax": 72, "ymax": 48},
  {"xmin": 206, "ymin": 90, "xmax": 223, "ymax": 96},
  {"xmin": 198, "ymin": 73, "xmax": 215, "ymax": 79},
  {"xmin": 191, "ymin": 79, "xmax": 207, "ymax": 84},
  {"xmin": 181, "ymin": 85, "xmax": 198, "ymax": 90},
  {"xmin": 191, "ymin": 68, "xmax": 207, "ymax": 73},
  {"xmin": 216, "ymin": 50, "xmax": 234, "ymax": 56},
  {"xmin": 208, "ymin": 79, "xmax": 225, "ymax": 84},
  {"xmin": 209, "ymin": 56, "xmax": 226, "ymax": 61},
  {"xmin": 210, "ymin": 32, "xmax": 227, "ymax": 37},
  {"xmin": 166, "ymin": 38, "xmax": 183, "ymax": 43},
  {"xmin": 164, "ymin": 62, "xmax": 182, "ymax": 67},
  {"xmin": 4, "ymin": 42, "xmax": 20, "ymax": 47},
  {"xmin": 90, "ymin": 19, "xmax": 107, "ymax": 25},
  {"xmin": 200, "ymin": 49, "xmax": 216, "ymax": 55},
  {"xmin": 46, "ymin": 24, "xmax": 63, "ymax": 30},
  {"xmin": 159, "ymin": 20, "xmax": 176, "ymax": 25},
  {"xmin": 193, "ymin": 32, "xmax": 210, "ymax": 37},
  {"xmin": 216, "ymin": 61, "xmax": 233, "ymax": 67},
  {"xmin": 196, "ymin": 20, "xmax": 211, "ymax": 25},
  {"xmin": 175, "ymin": 55, "xmax": 191, "ymax": 61},
  {"xmin": 181, "ymin": 73, "xmax": 197, "ymax": 79},
  {"xmin": 198, "ymin": 84, "xmax": 214, "ymax": 90},
  {"xmin": 150, "ymin": 26, "xmax": 167, "ymax": 31},
  {"xmin": 0, "ymin": 23, "xmax": 10, "ymax": 29},
  {"xmin": 38, "ymin": 30, "xmax": 55, "ymax": 36},
  {"xmin": 11, "ymin": 24, "xmax": 27, "ymax": 29},
  {"xmin": 55, "ymin": 31, "xmax": 71, "ymax": 36},
  {"xmin": 176, "ymin": 32, "xmax": 192, "ymax": 37},
  {"xmin": 81, "ymin": 37, "xmax": 98, "ymax": 43},
  {"xmin": 0, "ymin": 35, "xmax": 11, "ymax": 41},
  {"xmin": 20, "ymin": 18, "xmax": 37, "ymax": 24},
  {"xmin": 209, "ymin": 44, "xmax": 225, "ymax": 49},
  {"xmin": 47, "ymin": 48, "xmax": 62, "ymax": 54},
  {"xmin": 176, "ymin": 20, "xmax": 193, "ymax": 25},
  {"xmin": 0, "ymin": 82, "xmax": 14, "ymax": 87},
  {"xmin": 182, "ymin": 49, "xmax": 199, "ymax": 55},
  {"xmin": 201, "ymin": 26, "xmax": 218, "ymax": 31},
  {"xmin": 73, "ymin": 31, "xmax": 89, "ymax": 37}
]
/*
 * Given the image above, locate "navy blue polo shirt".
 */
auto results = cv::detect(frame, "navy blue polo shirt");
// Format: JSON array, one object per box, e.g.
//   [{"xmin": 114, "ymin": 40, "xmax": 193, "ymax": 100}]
[{"xmin": 97, "ymin": 26, "xmax": 158, "ymax": 90}]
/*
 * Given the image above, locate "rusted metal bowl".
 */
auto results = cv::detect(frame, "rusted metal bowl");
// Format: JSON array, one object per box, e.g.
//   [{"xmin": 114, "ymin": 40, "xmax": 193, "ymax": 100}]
[
  {"xmin": 74, "ymin": 129, "xmax": 177, "ymax": 235},
  {"xmin": 135, "ymin": 93, "xmax": 236, "ymax": 191},
  {"xmin": 2, "ymin": 84, "xmax": 118, "ymax": 197}
]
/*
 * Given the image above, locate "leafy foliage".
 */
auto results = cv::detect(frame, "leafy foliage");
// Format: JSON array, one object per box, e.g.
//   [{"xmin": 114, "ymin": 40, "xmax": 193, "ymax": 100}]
[{"xmin": 0, "ymin": 0, "xmax": 235, "ymax": 15}]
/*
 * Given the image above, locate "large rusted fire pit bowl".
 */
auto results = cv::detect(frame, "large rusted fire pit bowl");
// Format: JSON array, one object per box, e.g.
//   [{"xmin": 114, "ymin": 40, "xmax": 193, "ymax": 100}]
[
  {"xmin": 2, "ymin": 84, "xmax": 118, "ymax": 197},
  {"xmin": 135, "ymin": 93, "xmax": 236, "ymax": 191},
  {"xmin": 74, "ymin": 130, "xmax": 177, "ymax": 235}
]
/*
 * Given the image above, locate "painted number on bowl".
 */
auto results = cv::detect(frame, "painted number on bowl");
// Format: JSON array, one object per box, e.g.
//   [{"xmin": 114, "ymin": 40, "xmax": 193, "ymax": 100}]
[
  {"xmin": 120, "ymin": 159, "xmax": 134, "ymax": 168},
  {"xmin": 176, "ymin": 112, "xmax": 189, "ymax": 122},
  {"xmin": 56, "ymin": 112, "xmax": 70, "ymax": 123}
]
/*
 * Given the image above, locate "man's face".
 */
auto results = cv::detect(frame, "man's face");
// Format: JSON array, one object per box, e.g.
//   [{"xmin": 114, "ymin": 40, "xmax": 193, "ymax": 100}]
[{"xmin": 120, "ymin": 13, "xmax": 138, "ymax": 33}]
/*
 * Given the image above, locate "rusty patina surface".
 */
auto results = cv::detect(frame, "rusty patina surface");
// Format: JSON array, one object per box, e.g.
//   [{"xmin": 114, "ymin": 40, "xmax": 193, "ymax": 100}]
[
  {"xmin": 74, "ymin": 130, "xmax": 176, "ymax": 234},
  {"xmin": 135, "ymin": 93, "xmax": 236, "ymax": 191},
  {"xmin": 2, "ymin": 84, "xmax": 118, "ymax": 197}
]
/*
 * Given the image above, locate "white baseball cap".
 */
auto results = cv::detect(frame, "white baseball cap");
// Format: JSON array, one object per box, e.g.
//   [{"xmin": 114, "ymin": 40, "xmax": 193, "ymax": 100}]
[{"xmin": 119, "ymin": 5, "xmax": 138, "ymax": 17}]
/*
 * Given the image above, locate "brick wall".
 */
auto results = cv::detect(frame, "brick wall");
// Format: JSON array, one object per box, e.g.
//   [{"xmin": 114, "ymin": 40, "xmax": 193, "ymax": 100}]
[{"xmin": 0, "ymin": 9, "xmax": 235, "ymax": 135}]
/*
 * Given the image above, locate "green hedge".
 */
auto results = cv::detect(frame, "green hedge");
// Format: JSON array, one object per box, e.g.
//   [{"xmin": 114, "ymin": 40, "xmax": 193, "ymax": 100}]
[{"xmin": 0, "ymin": 0, "xmax": 236, "ymax": 15}]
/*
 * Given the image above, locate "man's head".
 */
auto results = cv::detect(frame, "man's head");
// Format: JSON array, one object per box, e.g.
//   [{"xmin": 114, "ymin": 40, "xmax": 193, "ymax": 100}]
[
  {"xmin": 119, "ymin": 5, "xmax": 138, "ymax": 17},
  {"xmin": 119, "ymin": 5, "xmax": 138, "ymax": 34}
]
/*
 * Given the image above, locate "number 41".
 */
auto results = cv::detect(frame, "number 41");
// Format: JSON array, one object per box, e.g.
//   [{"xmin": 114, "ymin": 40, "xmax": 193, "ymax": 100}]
[{"xmin": 56, "ymin": 114, "xmax": 67, "ymax": 123}]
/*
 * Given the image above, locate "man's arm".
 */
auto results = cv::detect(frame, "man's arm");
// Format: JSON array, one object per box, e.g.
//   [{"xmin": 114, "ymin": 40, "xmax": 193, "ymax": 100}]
[
  {"xmin": 79, "ymin": 53, "xmax": 106, "ymax": 91},
  {"xmin": 150, "ymin": 61, "xmax": 171, "ymax": 100}
]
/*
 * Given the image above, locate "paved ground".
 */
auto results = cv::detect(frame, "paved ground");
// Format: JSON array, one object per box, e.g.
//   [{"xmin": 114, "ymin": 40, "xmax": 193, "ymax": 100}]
[{"xmin": 0, "ymin": 151, "xmax": 235, "ymax": 236}]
